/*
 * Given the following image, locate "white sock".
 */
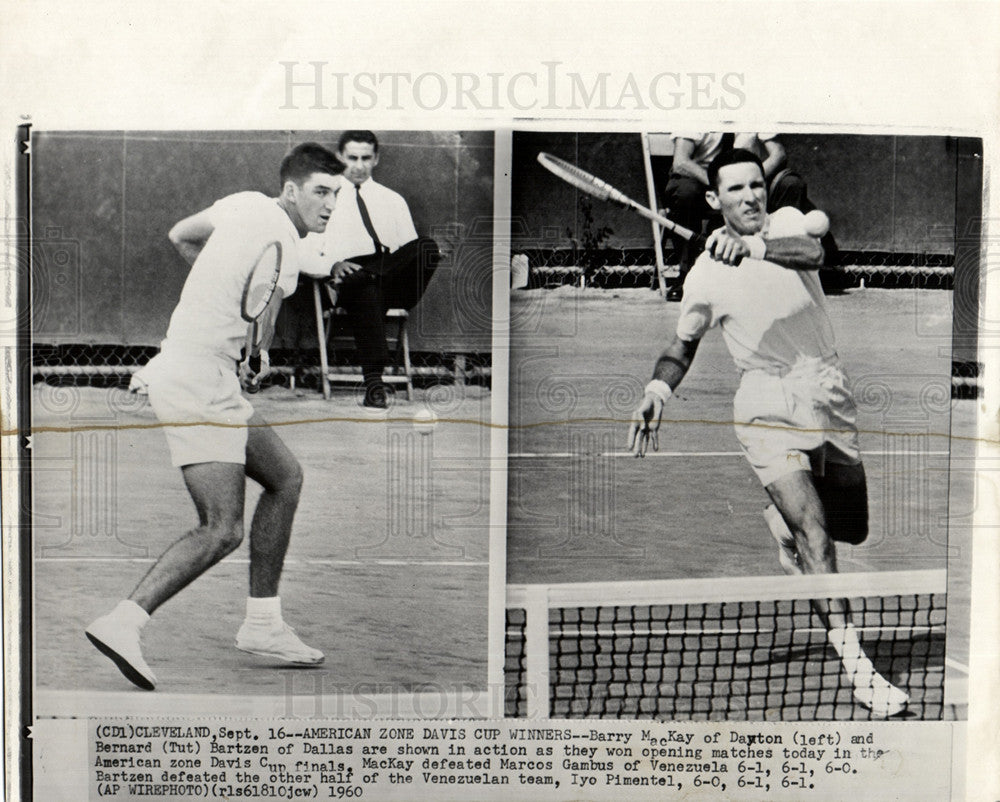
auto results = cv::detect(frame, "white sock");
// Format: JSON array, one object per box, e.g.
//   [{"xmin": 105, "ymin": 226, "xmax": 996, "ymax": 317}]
[
  {"xmin": 116, "ymin": 600, "xmax": 150, "ymax": 628},
  {"xmin": 244, "ymin": 596, "xmax": 282, "ymax": 628}
]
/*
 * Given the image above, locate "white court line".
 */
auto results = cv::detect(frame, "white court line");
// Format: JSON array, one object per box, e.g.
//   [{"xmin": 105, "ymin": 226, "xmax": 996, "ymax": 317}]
[
  {"xmin": 35, "ymin": 556, "xmax": 487, "ymax": 567},
  {"xmin": 511, "ymin": 450, "xmax": 950, "ymax": 459}
]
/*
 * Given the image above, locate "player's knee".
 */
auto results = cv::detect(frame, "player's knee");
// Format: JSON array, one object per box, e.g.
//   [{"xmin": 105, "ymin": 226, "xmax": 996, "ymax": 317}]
[
  {"xmin": 203, "ymin": 521, "xmax": 244, "ymax": 558},
  {"xmin": 277, "ymin": 461, "xmax": 304, "ymax": 497}
]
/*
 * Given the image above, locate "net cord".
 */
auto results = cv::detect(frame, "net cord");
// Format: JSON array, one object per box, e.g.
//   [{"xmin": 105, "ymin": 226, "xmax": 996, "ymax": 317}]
[{"xmin": 507, "ymin": 568, "xmax": 945, "ymax": 609}]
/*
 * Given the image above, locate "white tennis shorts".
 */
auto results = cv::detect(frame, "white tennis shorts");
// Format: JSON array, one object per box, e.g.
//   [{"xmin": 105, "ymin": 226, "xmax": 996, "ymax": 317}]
[
  {"xmin": 733, "ymin": 356, "xmax": 861, "ymax": 487},
  {"xmin": 135, "ymin": 347, "xmax": 253, "ymax": 467}
]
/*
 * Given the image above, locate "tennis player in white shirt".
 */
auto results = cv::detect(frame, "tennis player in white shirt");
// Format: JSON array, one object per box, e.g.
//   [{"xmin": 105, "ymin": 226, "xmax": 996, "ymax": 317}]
[
  {"xmin": 85, "ymin": 143, "xmax": 341, "ymax": 690},
  {"xmin": 628, "ymin": 148, "xmax": 909, "ymax": 718}
]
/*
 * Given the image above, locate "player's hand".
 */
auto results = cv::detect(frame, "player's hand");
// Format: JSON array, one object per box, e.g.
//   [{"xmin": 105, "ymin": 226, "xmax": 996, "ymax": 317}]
[
  {"xmin": 627, "ymin": 393, "xmax": 664, "ymax": 457},
  {"xmin": 239, "ymin": 350, "xmax": 271, "ymax": 393},
  {"xmin": 330, "ymin": 260, "xmax": 364, "ymax": 285},
  {"xmin": 706, "ymin": 229, "xmax": 751, "ymax": 266}
]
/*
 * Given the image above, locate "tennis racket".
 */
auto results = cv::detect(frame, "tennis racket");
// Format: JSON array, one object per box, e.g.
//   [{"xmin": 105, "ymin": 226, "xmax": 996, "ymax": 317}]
[
  {"xmin": 241, "ymin": 240, "xmax": 283, "ymax": 353},
  {"xmin": 537, "ymin": 152, "xmax": 705, "ymax": 247}
]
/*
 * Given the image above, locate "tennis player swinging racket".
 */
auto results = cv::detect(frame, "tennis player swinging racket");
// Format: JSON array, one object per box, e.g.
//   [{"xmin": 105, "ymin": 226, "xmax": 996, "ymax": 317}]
[
  {"xmin": 614, "ymin": 147, "xmax": 907, "ymax": 718},
  {"xmin": 85, "ymin": 143, "xmax": 341, "ymax": 690}
]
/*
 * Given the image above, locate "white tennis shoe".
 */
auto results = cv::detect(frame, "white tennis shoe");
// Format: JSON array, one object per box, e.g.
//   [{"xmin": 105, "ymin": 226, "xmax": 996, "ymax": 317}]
[
  {"xmin": 828, "ymin": 624, "xmax": 909, "ymax": 718},
  {"xmin": 236, "ymin": 622, "xmax": 324, "ymax": 665},
  {"xmin": 86, "ymin": 614, "xmax": 157, "ymax": 691},
  {"xmin": 851, "ymin": 674, "xmax": 910, "ymax": 719}
]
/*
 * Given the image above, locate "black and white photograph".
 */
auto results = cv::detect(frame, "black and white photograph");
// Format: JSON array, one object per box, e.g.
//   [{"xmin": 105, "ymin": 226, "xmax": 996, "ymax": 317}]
[
  {"xmin": 505, "ymin": 130, "xmax": 977, "ymax": 724},
  {"xmin": 3, "ymin": 2, "xmax": 999, "ymax": 800},
  {"xmin": 27, "ymin": 129, "xmax": 495, "ymax": 715}
]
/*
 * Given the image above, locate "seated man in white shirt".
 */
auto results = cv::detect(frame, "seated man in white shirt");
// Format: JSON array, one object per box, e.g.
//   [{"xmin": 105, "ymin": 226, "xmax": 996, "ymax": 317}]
[{"xmin": 303, "ymin": 130, "xmax": 441, "ymax": 408}]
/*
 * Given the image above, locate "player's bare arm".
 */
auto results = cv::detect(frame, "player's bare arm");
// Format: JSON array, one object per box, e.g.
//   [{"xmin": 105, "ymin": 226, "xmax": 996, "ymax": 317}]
[
  {"xmin": 627, "ymin": 336, "xmax": 700, "ymax": 457},
  {"xmin": 670, "ymin": 138, "xmax": 710, "ymax": 185},
  {"xmin": 706, "ymin": 227, "xmax": 824, "ymax": 269},
  {"xmin": 168, "ymin": 209, "xmax": 215, "ymax": 266}
]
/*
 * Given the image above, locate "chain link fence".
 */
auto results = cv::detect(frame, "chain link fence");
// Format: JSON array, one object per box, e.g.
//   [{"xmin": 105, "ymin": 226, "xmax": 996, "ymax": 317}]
[
  {"xmin": 514, "ymin": 247, "xmax": 955, "ymax": 292},
  {"xmin": 31, "ymin": 343, "xmax": 491, "ymax": 393}
]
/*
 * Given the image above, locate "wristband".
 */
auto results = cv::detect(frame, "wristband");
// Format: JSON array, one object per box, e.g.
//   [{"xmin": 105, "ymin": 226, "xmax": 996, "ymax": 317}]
[
  {"xmin": 644, "ymin": 379, "xmax": 673, "ymax": 405},
  {"xmin": 743, "ymin": 235, "xmax": 766, "ymax": 260}
]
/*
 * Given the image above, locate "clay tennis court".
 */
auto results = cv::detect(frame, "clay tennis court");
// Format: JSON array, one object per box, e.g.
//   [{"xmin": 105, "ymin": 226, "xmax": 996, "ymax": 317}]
[
  {"xmin": 32, "ymin": 385, "xmax": 491, "ymax": 715},
  {"xmin": 506, "ymin": 286, "xmax": 972, "ymax": 718}
]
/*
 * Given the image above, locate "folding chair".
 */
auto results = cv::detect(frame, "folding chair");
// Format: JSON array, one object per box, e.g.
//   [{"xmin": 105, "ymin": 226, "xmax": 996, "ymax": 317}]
[{"xmin": 311, "ymin": 278, "xmax": 414, "ymax": 401}]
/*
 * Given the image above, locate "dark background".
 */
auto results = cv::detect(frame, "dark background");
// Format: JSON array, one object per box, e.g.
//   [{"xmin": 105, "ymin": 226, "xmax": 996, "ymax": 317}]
[{"xmin": 512, "ymin": 132, "xmax": 974, "ymax": 255}]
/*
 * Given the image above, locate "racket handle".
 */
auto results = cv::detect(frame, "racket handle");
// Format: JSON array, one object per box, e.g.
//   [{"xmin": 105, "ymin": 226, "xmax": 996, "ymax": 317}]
[{"xmin": 633, "ymin": 202, "xmax": 699, "ymax": 242}]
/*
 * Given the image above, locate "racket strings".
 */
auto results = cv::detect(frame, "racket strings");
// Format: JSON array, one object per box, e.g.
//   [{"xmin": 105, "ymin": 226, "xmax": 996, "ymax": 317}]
[
  {"xmin": 540, "ymin": 155, "xmax": 616, "ymax": 202},
  {"xmin": 241, "ymin": 241, "xmax": 283, "ymax": 323}
]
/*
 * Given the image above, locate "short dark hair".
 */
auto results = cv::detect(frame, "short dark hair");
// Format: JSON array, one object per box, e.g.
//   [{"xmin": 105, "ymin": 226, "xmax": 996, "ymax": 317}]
[
  {"xmin": 279, "ymin": 142, "xmax": 340, "ymax": 187},
  {"xmin": 337, "ymin": 130, "xmax": 379, "ymax": 153},
  {"xmin": 707, "ymin": 147, "xmax": 765, "ymax": 190}
]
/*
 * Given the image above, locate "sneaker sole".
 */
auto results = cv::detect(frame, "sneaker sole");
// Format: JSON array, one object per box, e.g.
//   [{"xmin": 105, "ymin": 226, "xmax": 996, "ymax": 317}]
[
  {"xmin": 235, "ymin": 644, "xmax": 324, "ymax": 665},
  {"xmin": 86, "ymin": 632, "xmax": 155, "ymax": 691}
]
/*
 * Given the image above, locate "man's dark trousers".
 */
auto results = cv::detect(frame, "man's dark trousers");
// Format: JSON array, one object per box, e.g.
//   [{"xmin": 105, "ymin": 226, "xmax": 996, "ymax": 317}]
[{"xmin": 333, "ymin": 236, "xmax": 441, "ymax": 392}]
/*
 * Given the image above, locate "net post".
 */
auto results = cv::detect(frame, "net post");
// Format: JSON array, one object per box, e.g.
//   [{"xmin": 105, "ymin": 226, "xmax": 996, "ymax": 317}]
[{"xmin": 523, "ymin": 586, "xmax": 551, "ymax": 720}]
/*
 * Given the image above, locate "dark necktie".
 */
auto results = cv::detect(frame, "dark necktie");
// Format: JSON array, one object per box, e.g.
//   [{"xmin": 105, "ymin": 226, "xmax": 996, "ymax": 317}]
[
  {"xmin": 355, "ymin": 184, "xmax": 385, "ymax": 253},
  {"xmin": 719, "ymin": 132, "xmax": 735, "ymax": 153}
]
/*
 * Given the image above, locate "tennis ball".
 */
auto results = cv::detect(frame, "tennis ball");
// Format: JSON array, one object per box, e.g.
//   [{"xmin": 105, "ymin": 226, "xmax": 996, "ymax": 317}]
[
  {"xmin": 803, "ymin": 210, "xmax": 830, "ymax": 238},
  {"xmin": 413, "ymin": 407, "xmax": 438, "ymax": 435}
]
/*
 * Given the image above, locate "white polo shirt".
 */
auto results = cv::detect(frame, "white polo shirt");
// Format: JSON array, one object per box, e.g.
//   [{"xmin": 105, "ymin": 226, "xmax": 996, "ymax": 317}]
[
  {"xmin": 300, "ymin": 175, "xmax": 416, "ymax": 274},
  {"xmin": 162, "ymin": 192, "xmax": 301, "ymax": 363},
  {"xmin": 676, "ymin": 206, "xmax": 835, "ymax": 373}
]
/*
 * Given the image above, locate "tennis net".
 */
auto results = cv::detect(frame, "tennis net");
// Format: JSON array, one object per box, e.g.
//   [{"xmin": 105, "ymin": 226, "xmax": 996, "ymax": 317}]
[{"xmin": 505, "ymin": 569, "xmax": 946, "ymax": 721}]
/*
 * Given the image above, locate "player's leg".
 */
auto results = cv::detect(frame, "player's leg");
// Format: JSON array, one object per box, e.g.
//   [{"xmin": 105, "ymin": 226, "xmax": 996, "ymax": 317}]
[
  {"xmin": 244, "ymin": 414, "xmax": 303, "ymax": 597},
  {"xmin": 763, "ymin": 502, "xmax": 802, "ymax": 575},
  {"xmin": 131, "ymin": 462, "xmax": 246, "ymax": 610},
  {"xmin": 234, "ymin": 414, "xmax": 322, "ymax": 664},
  {"xmin": 765, "ymin": 469, "xmax": 906, "ymax": 716},
  {"xmin": 764, "ymin": 470, "xmax": 848, "ymax": 624},
  {"xmin": 86, "ymin": 462, "xmax": 246, "ymax": 689}
]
